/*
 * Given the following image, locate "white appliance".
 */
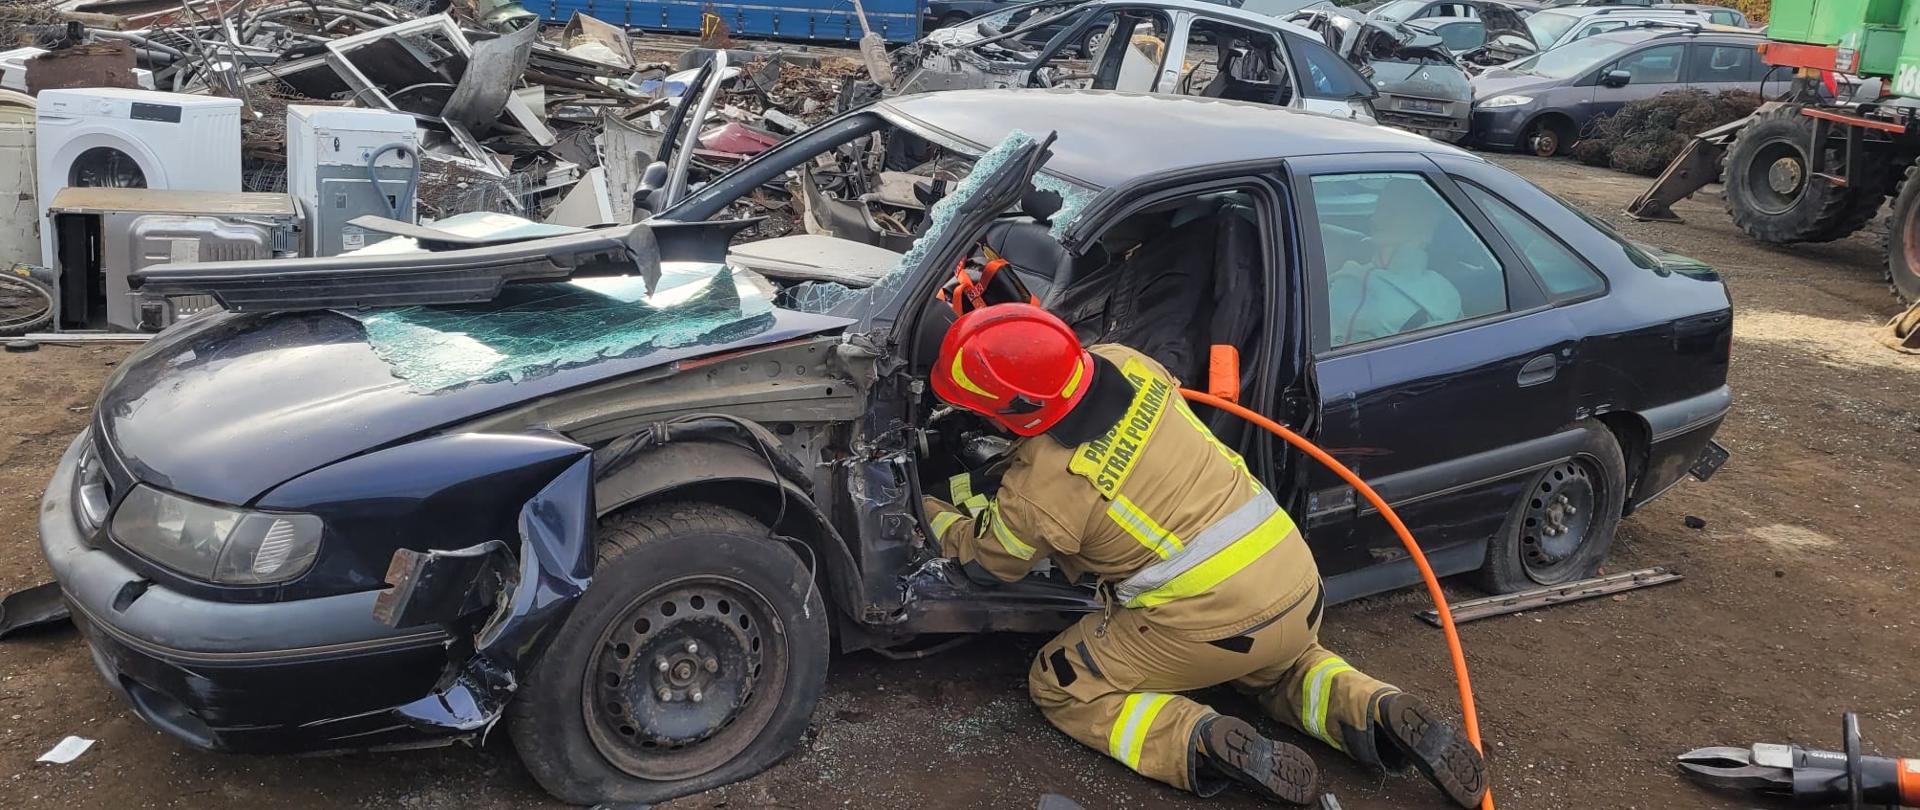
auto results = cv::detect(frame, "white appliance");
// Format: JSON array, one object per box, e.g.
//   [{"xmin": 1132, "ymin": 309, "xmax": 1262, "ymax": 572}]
[
  {"xmin": 34, "ymin": 88, "xmax": 242, "ymax": 267},
  {"xmin": 0, "ymin": 92, "xmax": 34, "ymax": 269},
  {"xmin": 287, "ymin": 105, "xmax": 420, "ymax": 257}
]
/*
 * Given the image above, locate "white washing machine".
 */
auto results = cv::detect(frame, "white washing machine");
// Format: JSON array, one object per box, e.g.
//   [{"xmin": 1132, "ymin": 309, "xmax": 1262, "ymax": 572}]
[{"xmin": 35, "ymin": 88, "xmax": 241, "ymax": 267}]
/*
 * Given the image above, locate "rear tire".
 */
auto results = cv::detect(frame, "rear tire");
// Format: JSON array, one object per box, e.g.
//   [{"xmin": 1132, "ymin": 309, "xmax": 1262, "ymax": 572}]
[
  {"xmin": 1883, "ymin": 160, "xmax": 1920, "ymax": 305},
  {"xmin": 1723, "ymin": 105, "xmax": 1883, "ymax": 243},
  {"xmin": 509, "ymin": 502, "xmax": 829, "ymax": 805},
  {"xmin": 1475, "ymin": 423, "xmax": 1627, "ymax": 593}
]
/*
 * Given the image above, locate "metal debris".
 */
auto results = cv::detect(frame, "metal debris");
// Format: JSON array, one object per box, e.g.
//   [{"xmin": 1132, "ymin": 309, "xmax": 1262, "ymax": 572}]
[{"xmin": 4, "ymin": 2, "xmax": 870, "ymax": 231}]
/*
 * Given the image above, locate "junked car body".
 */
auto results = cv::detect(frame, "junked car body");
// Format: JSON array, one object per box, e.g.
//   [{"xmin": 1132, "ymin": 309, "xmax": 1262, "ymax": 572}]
[
  {"xmin": 883, "ymin": 0, "xmax": 1380, "ymax": 124},
  {"xmin": 41, "ymin": 89, "xmax": 1731, "ymax": 806},
  {"xmin": 1289, "ymin": 7, "xmax": 1474, "ymax": 141}
]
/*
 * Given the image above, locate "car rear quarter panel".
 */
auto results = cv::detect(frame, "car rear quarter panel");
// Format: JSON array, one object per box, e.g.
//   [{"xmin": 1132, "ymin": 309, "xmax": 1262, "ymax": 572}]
[{"xmin": 1443, "ymin": 154, "xmax": 1731, "ymax": 505}]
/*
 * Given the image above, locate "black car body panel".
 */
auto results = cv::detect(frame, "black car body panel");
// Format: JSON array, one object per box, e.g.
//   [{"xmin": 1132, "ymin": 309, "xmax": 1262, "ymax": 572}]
[
  {"xmin": 41, "ymin": 90, "xmax": 1731, "ymax": 763},
  {"xmin": 96, "ymin": 306, "xmax": 853, "ymax": 508}
]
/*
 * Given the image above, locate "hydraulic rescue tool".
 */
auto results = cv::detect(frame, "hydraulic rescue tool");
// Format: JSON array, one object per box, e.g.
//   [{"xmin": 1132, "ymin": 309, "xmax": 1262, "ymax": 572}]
[{"xmin": 1678, "ymin": 713, "xmax": 1920, "ymax": 808}]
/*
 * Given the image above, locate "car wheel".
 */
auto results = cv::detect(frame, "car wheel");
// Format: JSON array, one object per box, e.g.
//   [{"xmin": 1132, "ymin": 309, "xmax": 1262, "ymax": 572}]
[
  {"xmin": 1475, "ymin": 423, "xmax": 1627, "ymax": 593},
  {"xmin": 937, "ymin": 12, "xmax": 970, "ymax": 28},
  {"xmin": 1079, "ymin": 28, "xmax": 1108, "ymax": 58},
  {"xmin": 508, "ymin": 501, "xmax": 830, "ymax": 805},
  {"xmin": 1722, "ymin": 105, "xmax": 1887, "ymax": 243}
]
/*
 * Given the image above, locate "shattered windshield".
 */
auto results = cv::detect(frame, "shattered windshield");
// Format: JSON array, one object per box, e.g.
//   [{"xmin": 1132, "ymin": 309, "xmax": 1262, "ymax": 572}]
[{"xmin": 347, "ymin": 263, "xmax": 776, "ymax": 391}]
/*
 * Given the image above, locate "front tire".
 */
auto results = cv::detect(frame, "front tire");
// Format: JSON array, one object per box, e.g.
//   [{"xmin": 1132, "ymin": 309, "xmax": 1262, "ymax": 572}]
[
  {"xmin": 509, "ymin": 502, "xmax": 829, "ymax": 805},
  {"xmin": 1476, "ymin": 423, "xmax": 1628, "ymax": 593}
]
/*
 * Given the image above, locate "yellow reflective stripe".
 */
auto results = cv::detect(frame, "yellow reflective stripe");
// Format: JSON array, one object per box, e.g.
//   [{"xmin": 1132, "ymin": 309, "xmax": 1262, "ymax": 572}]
[
  {"xmin": 1127, "ymin": 507, "xmax": 1296, "ymax": 608},
  {"xmin": 948, "ymin": 473, "xmax": 973, "ymax": 505},
  {"xmin": 961, "ymin": 493, "xmax": 990, "ymax": 518},
  {"xmin": 1058, "ymin": 357, "xmax": 1086, "ymax": 398},
  {"xmin": 1300, "ymin": 658, "xmax": 1357, "ymax": 750},
  {"xmin": 986, "ymin": 501, "xmax": 1037, "ymax": 560},
  {"xmin": 930, "ymin": 510, "xmax": 963, "ymax": 540},
  {"xmin": 949, "ymin": 352, "xmax": 993, "ymax": 397},
  {"xmin": 1106, "ymin": 692, "xmax": 1176, "ymax": 770},
  {"xmin": 1106, "ymin": 495, "xmax": 1184, "ymax": 559}
]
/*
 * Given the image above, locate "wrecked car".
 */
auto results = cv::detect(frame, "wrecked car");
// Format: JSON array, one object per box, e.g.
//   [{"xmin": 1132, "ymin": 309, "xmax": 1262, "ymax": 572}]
[
  {"xmin": 40, "ymin": 88, "xmax": 1731, "ymax": 805},
  {"xmin": 882, "ymin": 0, "xmax": 1378, "ymax": 124},
  {"xmin": 1288, "ymin": 7, "xmax": 1474, "ymax": 141}
]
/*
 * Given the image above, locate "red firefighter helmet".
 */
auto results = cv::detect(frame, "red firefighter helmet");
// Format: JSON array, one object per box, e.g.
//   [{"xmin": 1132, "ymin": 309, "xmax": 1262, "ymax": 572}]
[{"xmin": 932, "ymin": 303, "xmax": 1093, "ymax": 437}]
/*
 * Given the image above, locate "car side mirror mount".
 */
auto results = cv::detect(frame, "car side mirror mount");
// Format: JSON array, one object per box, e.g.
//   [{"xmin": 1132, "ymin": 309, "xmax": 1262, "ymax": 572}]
[
  {"xmin": 1601, "ymin": 69, "xmax": 1632, "ymax": 88},
  {"xmin": 632, "ymin": 160, "xmax": 670, "ymax": 219}
]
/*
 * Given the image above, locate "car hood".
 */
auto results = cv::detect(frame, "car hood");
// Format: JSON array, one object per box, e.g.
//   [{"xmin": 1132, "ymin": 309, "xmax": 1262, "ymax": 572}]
[
  {"xmin": 96, "ymin": 274, "xmax": 855, "ymax": 506},
  {"xmin": 1471, "ymin": 69, "xmax": 1555, "ymax": 100}
]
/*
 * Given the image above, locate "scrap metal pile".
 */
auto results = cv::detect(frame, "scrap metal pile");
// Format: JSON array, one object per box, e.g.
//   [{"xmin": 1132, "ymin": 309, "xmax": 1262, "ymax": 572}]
[{"xmin": 4, "ymin": 0, "xmax": 870, "ymax": 227}]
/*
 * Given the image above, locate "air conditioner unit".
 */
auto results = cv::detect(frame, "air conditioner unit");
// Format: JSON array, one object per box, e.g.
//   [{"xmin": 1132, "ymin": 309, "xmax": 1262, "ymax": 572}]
[{"xmin": 46, "ymin": 188, "xmax": 297, "ymax": 332}]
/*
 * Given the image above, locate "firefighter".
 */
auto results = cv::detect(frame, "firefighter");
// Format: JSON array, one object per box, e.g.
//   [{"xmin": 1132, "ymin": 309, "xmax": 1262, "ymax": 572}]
[{"xmin": 921, "ymin": 303, "xmax": 1487, "ymax": 807}]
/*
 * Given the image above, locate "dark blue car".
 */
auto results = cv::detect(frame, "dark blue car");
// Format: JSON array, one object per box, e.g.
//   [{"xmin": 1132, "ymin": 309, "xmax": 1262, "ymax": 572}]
[{"xmin": 41, "ymin": 89, "xmax": 1731, "ymax": 806}]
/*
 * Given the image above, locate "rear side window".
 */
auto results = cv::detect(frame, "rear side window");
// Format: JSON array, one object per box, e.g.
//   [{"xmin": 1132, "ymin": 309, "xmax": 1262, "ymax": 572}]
[
  {"xmin": 1309, "ymin": 172, "xmax": 1508, "ymax": 348},
  {"xmin": 1686, "ymin": 43, "xmax": 1757, "ymax": 82},
  {"xmin": 1285, "ymin": 33, "xmax": 1374, "ymax": 99},
  {"xmin": 1459, "ymin": 182, "xmax": 1605, "ymax": 299}
]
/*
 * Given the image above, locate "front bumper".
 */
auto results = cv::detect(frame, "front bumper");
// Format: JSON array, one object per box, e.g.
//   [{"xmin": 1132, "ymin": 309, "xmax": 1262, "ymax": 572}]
[
  {"xmin": 1469, "ymin": 106, "xmax": 1530, "ymax": 149},
  {"xmin": 39, "ymin": 434, "xmax": 455, "ymax": 754}
]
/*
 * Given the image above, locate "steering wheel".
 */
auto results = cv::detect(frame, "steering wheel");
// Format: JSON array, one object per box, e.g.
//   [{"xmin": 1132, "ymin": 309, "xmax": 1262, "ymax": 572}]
[{"xmin": 939, "ymin": 243, "xmax": 1040, "ymax": 316}]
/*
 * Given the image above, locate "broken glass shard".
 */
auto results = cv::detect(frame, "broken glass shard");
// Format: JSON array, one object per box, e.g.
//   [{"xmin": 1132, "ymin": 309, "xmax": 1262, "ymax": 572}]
[{"xmin": 348, "ymin": 263, "xmax": 775, "ymax": 391}]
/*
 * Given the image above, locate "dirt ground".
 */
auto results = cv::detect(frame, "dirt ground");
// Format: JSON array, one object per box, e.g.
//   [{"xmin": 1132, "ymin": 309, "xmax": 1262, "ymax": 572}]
[{"xmin": 1, "ymin": 154, "xmax": 1917, "ymax": 810}]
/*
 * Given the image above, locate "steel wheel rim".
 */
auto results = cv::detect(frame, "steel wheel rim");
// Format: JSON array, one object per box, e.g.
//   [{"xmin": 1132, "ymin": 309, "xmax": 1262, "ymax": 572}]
[
  {"xmin": 1519, "ymin": 459, "xmax": 1599, "ymax": 584},
  {"xmin": 582, "ymin": 575, "xmax": 787, "ymax": 780},
  {"xmin": 1746, "ymin": 140, "xmax": 1808, "ymax": 215}
]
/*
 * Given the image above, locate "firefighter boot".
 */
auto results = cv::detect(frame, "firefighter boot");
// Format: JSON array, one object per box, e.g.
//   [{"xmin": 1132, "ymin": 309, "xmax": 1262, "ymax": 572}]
[
  {"xmin": 1195, "ymin": 713, "xmax": 1319, "ymax": 805},
  {"xmin": 1375, "ymin": 692, "xmax": 1487, "ymax": 808}
]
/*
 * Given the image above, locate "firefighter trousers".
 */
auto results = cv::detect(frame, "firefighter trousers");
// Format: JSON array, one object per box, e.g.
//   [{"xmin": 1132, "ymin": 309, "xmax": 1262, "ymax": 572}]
[{"xmin": 1027, "ymin": 582, "xmax": 1397, "ymax": 792}]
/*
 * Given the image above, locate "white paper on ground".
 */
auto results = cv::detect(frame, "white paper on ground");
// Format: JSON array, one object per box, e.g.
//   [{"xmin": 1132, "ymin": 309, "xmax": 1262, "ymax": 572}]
[{"xmin": 37, "ymin": 736, "xmax": 94, "ymax": 764}]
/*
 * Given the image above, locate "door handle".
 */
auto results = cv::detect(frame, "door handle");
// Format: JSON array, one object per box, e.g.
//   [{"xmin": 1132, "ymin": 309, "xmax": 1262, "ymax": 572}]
[{"xmin": 1517, "ymin": 354, "xmax": 1558, "ymax": 387}]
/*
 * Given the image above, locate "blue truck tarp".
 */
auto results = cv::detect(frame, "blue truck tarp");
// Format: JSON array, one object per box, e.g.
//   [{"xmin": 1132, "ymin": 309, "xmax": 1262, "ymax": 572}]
[{"xmin": 532, "ymin": 0, "xmax": 927, "ymax": 44}]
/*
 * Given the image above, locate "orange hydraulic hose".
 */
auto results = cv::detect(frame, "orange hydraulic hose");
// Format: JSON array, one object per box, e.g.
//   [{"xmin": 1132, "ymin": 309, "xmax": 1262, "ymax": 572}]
[{"xmin": 1180, "ymin": 389, "xmax": 1495, "ymax": 810}]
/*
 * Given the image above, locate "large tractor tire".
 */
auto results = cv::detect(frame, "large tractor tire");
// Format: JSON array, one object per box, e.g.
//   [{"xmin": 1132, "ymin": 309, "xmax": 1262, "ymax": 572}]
[
  {"xmin": 1883, "ymin": 161, "xmax": 1920, "ymax": 305},
  {"xmin": 1723, "ymin": 105, "xmax": 1889, "ymax": 243}
]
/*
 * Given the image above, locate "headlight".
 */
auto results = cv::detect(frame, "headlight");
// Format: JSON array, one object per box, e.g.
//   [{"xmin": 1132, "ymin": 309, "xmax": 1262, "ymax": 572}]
[
  {"xmin": 1478, "ymin": 94, "xmax": 1534, "ymax": 108},
  {"xmin": 110, "ymin": 485, "xmax": 323, "ymax": 584}
]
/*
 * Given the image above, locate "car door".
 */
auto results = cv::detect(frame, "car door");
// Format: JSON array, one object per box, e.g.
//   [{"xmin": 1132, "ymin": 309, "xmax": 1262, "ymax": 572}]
[
  {"xmin": 1583, "ymin": 41, "xmax": 1686, "ymax": 122},
  {"xmin": 1279, "ymin": 30, "xmax": 1381, "ymax": 120},
  {"xmin": 1287, "ymin": 153, "xmax": 1581, "ymax": 601},
  {"xmin": 1685, "ymin": 39, "xmax": 1763, "ymax": 93}
]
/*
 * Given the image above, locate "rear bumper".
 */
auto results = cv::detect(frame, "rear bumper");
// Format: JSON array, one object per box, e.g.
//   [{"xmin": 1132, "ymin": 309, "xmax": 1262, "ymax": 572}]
[
  {"xmin": 1630, "ymin": 386, "xmax": 1733, "ymax": 511},
  {"xmin": 40, "ymin": 434, "xmax": 454, "ymax": 754}
]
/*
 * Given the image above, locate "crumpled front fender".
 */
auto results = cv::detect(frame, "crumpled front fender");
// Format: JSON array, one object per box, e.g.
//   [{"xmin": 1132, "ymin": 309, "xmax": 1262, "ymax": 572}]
[{"xmin": 368, "ymin": 436, "xmax": 596, "ymax": 734}]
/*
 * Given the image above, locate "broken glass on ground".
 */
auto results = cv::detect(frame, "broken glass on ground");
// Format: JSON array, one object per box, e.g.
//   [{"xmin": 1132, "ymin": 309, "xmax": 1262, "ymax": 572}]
[{"xmin": 349, "ymin": 263, "xmax": 775, "ymax": 391}]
